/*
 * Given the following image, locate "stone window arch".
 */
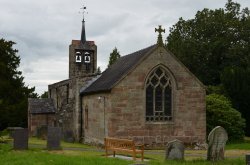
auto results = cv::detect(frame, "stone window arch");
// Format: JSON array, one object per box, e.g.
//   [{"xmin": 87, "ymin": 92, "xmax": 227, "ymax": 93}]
[{"xmin": 145, "ymin": 66, "xmax": 173, "ymax": 122}]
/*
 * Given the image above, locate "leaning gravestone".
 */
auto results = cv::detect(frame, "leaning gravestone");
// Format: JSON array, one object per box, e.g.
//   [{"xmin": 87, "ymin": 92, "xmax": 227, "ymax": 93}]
[
  {"xmin": 165, "ymin": 139, "xmax": 185, "ymax": 160},
  {"xmin": 207, "ymin": 126, "xmax": 228, "ymax": 161},
  {"xmin": 47, "ymin": 127, "xmax": 61, "ymax": 150},
  {"xmin": 13, "ymin": 128, "xmax": 28, "ymax": 150}
]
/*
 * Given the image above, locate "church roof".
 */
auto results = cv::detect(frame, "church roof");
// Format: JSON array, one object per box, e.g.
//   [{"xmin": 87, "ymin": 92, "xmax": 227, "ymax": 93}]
[
  {"xmin": 28, "ymin": 98, "xmax": 56, "ymax": 114},
  {"xmin": 81, "ymin": 44, "xmax": 157, "ymax": 95}
]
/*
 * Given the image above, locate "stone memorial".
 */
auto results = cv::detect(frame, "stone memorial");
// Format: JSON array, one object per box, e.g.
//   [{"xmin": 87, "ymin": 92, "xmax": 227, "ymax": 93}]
[
  {"xmin": 7, "ymin": 127, "xmax": 23, "ymax": 138},
  {"xmin": 64, "ymin": 130, "xmax": 75, "ymax": 143},
  {"xmin": 246, "ymin": 154, "xmax": 250, "ymax": 165},
  {"xmin": 165, "ymin": 139, "xmax": 185, "ymax": 160},
  {"xmin": 37, "ymin": 125, "xmax": 48, "ymax": 139},
  {"xmin": 13, "ymin": 128, "xmax": 28, "ymax": 150},
  {"xmin": 207, "ymin": 126, "xmax": 228, "ymax": 161},
  {"xmin": 47, "ymin": 127, "xmax": 61, "ymax": 150}
]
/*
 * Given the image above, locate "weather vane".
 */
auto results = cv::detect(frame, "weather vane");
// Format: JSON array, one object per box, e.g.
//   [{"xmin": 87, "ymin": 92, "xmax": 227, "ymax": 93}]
[{"xmin": 79, "ymin": 5, "xmax": 88, "ymax": 20}]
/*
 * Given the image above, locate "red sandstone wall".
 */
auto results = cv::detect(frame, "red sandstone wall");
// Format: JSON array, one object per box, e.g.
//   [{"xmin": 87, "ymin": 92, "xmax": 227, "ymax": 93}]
[
  {"xmin": 29, "ymin": 114, "xmax": 55, "ymax": 136},
  {"xmin": 107, "ymin": 47, "xmax": 206, "ymax": 147},
  {"xmin": 83, "ymin": 47, "xmax": 206, "ymax": 147},
  {"xmin": 82, "ymin": 93, "xmax": 111, "ymax": 144}
]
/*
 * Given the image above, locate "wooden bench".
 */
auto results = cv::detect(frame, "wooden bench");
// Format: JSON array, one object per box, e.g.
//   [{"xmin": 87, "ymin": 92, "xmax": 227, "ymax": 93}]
[{"xmin": 104, "ymin": 137, "xmax": 144, "ymax": 161}]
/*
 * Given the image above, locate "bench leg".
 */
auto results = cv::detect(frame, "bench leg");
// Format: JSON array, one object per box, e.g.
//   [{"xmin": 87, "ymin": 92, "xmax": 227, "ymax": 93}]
[
  {"xmin": 113, "ymin": 151, "xmax": 116, "ymax": 157},
  {"xmin": 105, "ymin": 149, "xmax": 108, "ymax": 157}
]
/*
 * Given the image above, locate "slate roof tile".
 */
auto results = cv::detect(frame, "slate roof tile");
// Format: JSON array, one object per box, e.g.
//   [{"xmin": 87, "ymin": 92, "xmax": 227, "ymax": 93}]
[
  {"xmin": 81, "ymin": 44, "xmax": 157, "ymax": 95},
  {"xmin": 28, "ymin": 98, "xmax": 56, "ymax": 114}
]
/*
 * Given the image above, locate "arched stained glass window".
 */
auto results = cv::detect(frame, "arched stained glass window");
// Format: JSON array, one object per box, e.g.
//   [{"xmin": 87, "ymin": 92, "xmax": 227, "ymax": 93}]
[{"xmin": 146, "ymin": 67, "xmax": 172, "ymax": 122}]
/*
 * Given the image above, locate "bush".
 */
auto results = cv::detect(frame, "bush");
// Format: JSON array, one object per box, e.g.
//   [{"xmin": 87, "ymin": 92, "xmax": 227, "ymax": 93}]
[
  {"xmin": 206, "ymin": 94, "xmax": 245, "ymax": 141},
  {"xmin": 0, "ymin": 129, "xmax": 9, "ymax": 143}
]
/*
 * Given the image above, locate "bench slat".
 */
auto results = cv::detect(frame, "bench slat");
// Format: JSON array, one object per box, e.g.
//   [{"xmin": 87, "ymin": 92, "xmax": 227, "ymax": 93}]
[{"xmin": 104, "ymin": 137, "xmax": 144, "ymax": 161}]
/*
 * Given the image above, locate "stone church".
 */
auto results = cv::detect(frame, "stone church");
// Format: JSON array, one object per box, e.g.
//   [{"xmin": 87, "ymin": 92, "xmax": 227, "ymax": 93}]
[{"xmin": 28, "ymin": 16, "xmax": 206, "ymax": 146}]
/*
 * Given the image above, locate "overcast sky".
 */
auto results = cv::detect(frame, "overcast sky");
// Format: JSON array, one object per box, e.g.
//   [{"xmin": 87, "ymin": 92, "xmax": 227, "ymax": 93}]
[{"xmin": 1, "ymin": 0, "xmax": 249, "ymax": 95}]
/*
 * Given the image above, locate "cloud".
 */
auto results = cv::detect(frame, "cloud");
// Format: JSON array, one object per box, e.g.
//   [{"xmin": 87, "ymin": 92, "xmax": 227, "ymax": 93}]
[{"xmin": 1, "ymin": 0, "xmax": 249, "ymax": 95}]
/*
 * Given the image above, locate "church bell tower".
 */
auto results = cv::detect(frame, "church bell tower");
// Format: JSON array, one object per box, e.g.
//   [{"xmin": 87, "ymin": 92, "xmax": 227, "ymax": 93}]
[{"xmin": 69, "ymin": 6, "xmax": 97, "ymax": 78}]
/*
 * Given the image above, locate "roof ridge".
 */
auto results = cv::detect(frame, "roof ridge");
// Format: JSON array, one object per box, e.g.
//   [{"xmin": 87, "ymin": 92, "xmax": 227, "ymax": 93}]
[
  {"xmin": 120, "ymin": 44, "xmax": 156, "ymax": 59},
  {"xmin": 81, "ymin": 44, "xmax": 157, "ymax": 95}
]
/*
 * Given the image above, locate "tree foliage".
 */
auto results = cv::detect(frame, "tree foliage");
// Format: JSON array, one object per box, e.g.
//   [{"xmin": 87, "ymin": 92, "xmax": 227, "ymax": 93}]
[
  {"xmin": 167, "ymin": 0, "xmax": 250, "ymax": 85},
  {"xmin": 206, "ymin": 94, "xmax": 245, "ymax": 141},
  {"xmin": 40, "ymin": 91, "xmax": 48, "ymax": 98},
  {"xmin": 221, "ymin": 67, "xmax": 250, "ymax": 135},
  {"xmin": 0, "ymin": 38, "xmax": 38, "ymax": 131},
  {"xmin": 108, "ymin": 47, "xmax": 121, "ymax": 68},
  {"xmin": 167, "ymin": 0, "xmax": 250, "ymax": 136}
]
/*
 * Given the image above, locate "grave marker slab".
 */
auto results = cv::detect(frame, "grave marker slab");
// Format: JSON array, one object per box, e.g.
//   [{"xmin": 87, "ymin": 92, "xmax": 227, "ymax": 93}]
[
  {"xmin": 246, "ymin": 154, "xmax": 250, "ymax": 165},
  {"xmin": 47, "ymin": 127, "xmax": 61, "ymax": 150},
  {"xmin": 207, "ymin": 126, "xmax": 228, "ymax": 161},
  {"xmin": 165, "ymin": 139, "xmax": 184, "ymax": 160},
  {"xmin": 13, "ymin": 128, "xmax": 28, "ymax": 150}
]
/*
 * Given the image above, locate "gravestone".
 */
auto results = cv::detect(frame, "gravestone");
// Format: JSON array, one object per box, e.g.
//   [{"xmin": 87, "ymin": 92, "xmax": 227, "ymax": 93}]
[
  {"xmin": 7, "ymin": 127, "xmax": 23, "ymax": 138},
  {"xmin": 47, "ymin": 127, "xmax": 61, "ymax": 150},
  {"xmin": 207, "ymin": 126, "xmax": 228, "ymax": 161},
  {"xmin": 37, "ymin": 125, "xmax": 48, "ymax": 139},
  {"xmin": 64, "ymin": 130, "xmax": 75, "ymax": 142},
  {"xmin": 13, "ymin": 128, "xmax": 28, "ymax": 150},
  {"xmin": 165, "ymin": 139, "xmax": 185, "ymax": 160},
  {"xmin": 246, "ymin": 154, "xmax": 250, "ymax": 165}
]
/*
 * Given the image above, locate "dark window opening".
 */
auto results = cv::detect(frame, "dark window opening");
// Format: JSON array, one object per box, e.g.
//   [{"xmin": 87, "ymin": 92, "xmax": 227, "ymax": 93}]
[{"xmin": 146, "ymin": 67, "xmax": 172, "ymax": 122}]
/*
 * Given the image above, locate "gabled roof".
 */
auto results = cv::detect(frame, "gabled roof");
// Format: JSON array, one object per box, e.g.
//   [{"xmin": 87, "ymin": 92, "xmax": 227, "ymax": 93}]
[
  {"xmin": 28, "ymin": 98, "xmax": 56, "ymax": 114},
  {"xmin": 81, "ymin": 44, "xmax": 157, "ymax": 95}
]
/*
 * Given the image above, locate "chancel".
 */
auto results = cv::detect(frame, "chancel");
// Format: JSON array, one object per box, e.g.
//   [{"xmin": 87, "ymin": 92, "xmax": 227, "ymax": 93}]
[{"xmin": 28, "ymin": 12, "xmax": 206, "ymax": 147}]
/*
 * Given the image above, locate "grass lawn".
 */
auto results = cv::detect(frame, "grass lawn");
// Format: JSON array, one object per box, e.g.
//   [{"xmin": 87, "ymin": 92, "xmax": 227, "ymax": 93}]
[
  {"xmin": 0, "ymin": 143, "xmax": 131, "ymax": 165},
  {"xmin": 28, "ymin": 137, "xmax": 93, "ymax": 149},
  {"xmin": 0, "ymin": 137, "xmax": 249, "ymax": 165}
]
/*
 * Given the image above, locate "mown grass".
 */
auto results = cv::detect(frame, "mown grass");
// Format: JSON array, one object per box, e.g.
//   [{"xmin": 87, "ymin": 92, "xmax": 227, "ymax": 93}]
[
  {"xmin": 29, "ymin": 137, "xmax": 93, "ymax": 149},
  {"xmin": 226, "ymin": 138, "xmax": 250, "ymax": 150},
  {"xmin": 0, "ymin": 137, "xmax": 249, "ymax": 165},
  {"xmin": 0, "ymin": 143, "xmax": 131, "ymax": 165}
]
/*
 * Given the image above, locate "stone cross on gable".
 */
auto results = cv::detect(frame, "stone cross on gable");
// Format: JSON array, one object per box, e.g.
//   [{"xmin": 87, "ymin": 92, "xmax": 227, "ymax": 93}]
[{"xmin": 155, "ymin": 25, "xmax": 165, "ymax": 46}]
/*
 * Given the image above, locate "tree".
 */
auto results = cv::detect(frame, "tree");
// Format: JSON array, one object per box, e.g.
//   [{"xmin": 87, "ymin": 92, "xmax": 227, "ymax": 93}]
[
  {"xmin": 221, "ymin": 67, "xmax": 250, "ymax": 136},
  {"xmin": 206, "ymin": 94, "xmax": 245, "ymax": 141},
  {"xmin": 167, "ymin": 0, "xmax": 250, "ymax": 85},
  {"xmin": 40, "ymin": 91, "xmax": 48, "ymax": 98},
  {"xmin": 167, "ymin": 0, "xmax": 250, "ymax": 135},
  {"xmin": 0, "ymin": 38, "xmax": 38, "ymax": 131},
  {"xmin": 108, "ymin": 47, "xmax": 121, "ymax": 68}
]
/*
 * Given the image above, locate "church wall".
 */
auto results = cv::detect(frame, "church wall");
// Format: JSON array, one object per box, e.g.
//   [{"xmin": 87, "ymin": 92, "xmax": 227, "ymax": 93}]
[
  {"xmin": 74, "ymin": 76, "xmax": 100, "ymax": 141},
  {"xmin": 69, "ymin": 41, "xmax": 97, "ymax": 78},
  {"xmin": 29, "ymin": 114, "xmax": 55, "ymax": 136},
  {"xmin": 48, "ymin": 75, "xmax": 99, "ymax": 142},
  {"xmin": 82, "ymin": 93, "xmax": 111, "ymax": 145},
  {"xmin": 107, "ymin": 47, "xmax": 206, "ymax": 147},
  {"xmin": 49, "ymin": 79, "xmax": 75, "ymax": 141}
]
